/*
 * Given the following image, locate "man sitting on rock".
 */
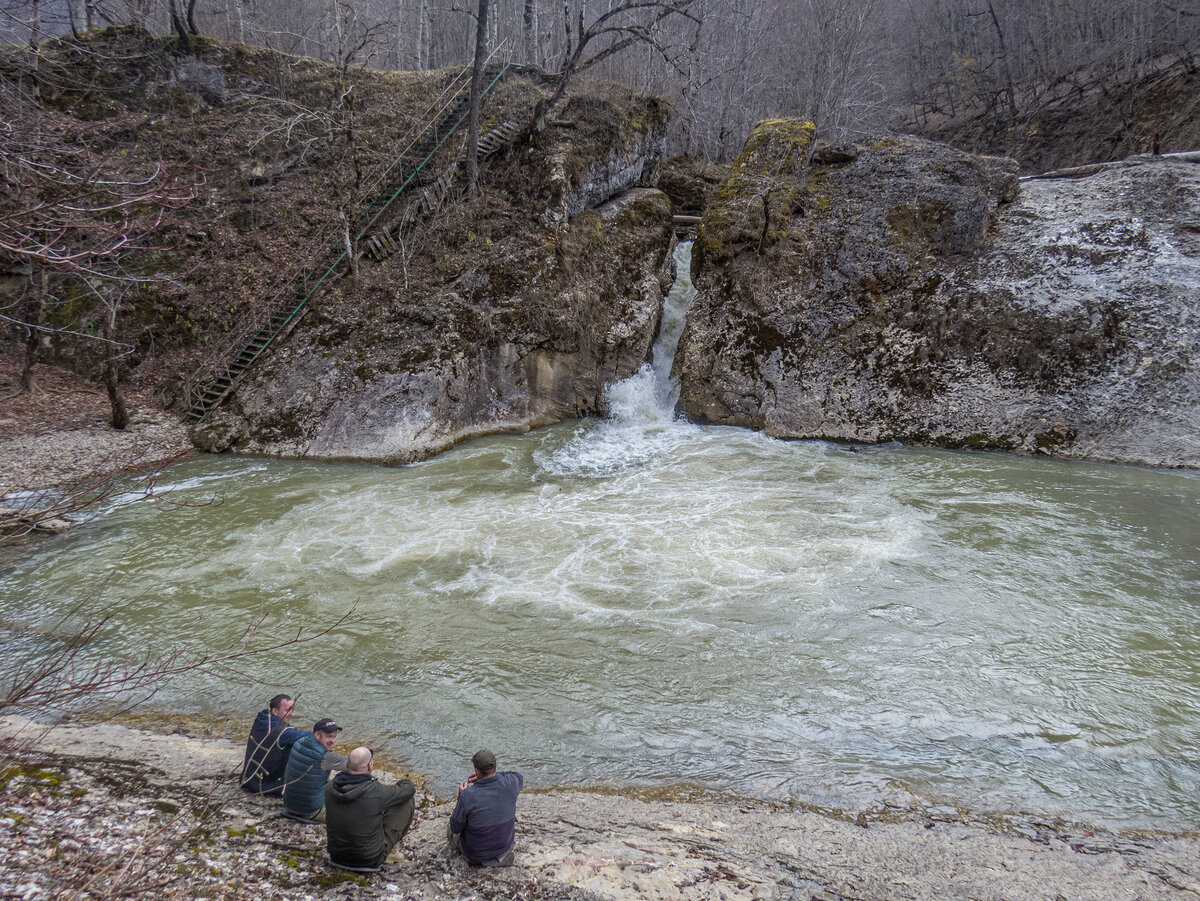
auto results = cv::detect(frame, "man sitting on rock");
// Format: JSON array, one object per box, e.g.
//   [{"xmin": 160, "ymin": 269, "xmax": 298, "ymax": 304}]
[
  {"xmin": 325, "ymin": 746, "xmax": 416, "ymax": 869},
  {"xmin": 282, "ymin": 718, "xmax": 347, "ymax": 821},
  {"xmin": 447, "ymin": 749, "xmax": 523, "ymax": 867},
  {"xmin": 241, "ymin": 693, "xmax": 307, "ymax": 796}
]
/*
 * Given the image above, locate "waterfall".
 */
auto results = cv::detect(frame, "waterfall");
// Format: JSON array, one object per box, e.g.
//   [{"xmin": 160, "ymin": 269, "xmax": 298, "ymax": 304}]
[
  {"xmin": 604, "ymin": 240, "xmax": 698, "ymax": 423},
  {"xmin": 537, "ymin": 241, "xmax": 698, "ymax": 477}
]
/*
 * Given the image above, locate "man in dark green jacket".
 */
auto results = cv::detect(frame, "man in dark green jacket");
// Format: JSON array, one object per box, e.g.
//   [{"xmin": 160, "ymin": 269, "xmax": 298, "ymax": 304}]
[{"xmin": 325, "ymin": 747, "xmax": 416, "ymax": 869}]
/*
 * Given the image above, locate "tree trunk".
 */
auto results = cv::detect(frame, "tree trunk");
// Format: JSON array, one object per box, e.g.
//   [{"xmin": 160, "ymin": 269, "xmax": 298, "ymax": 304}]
[
  {"xmin": 30, "ymin": 0, "xmax": 40, "ymax": 49},
  {"xmin": 466, "ymin": 0, "xmax": 491, "ymax": 195},
  {"xmin": 186, "ymin": 0, "xmax": 200, "ymax": 35},
  {"xmin": 67, "ymin": 0, "xmax": 81, "ymax": 38},
  {"xmin": 339, "ymin": 207, "xmax": 360, "ymax": 289},
  {"xmin": 337, "ymin": 67, "xmax": 362, "ymax": 289},
  {"xmin": 986, "ymin": 0, "xmax": 1019, "ymax": 120},
  {"xmin": 20, "ymin": 269, "xmax": 47, "ymax": 395},
  {"xmin": 231, "ymin": 0, "xmax": 245, "ymax": 42},
  {"xmin": 170, "ymin": 0, "xmax": 192, "ymax": 47},
  {"xmin": 416, "ymin": 0, "xmax": 428, "ymax": 69},
  {"xmin": 524, "ymin": 0, "xmax": 537, "ymax": 65},
  {"xmin": 101, "ymin": 299, "xmax": 129, "ymax": 430}
]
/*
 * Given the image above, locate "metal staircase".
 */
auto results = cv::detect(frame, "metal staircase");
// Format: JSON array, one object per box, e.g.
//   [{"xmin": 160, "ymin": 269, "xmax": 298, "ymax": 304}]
[
  {"xmin": 186, "ymin": 64, "xmax": 518, "ymax": 423},
  {"xmin": 363, "ymin": 118, "xmax": 523, "ymax": 262}
]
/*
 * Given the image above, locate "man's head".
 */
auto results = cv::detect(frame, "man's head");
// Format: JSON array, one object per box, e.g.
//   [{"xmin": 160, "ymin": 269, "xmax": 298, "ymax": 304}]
[
  {"xmin": 346, "ymin": 746, "xmax": 374, "ymax": 775},
  {"xmin": 269, "ymin": 694, "xmax": 294, "ymax": 722},
  {"xmin": 313, "ymin": 718, "xmax": 341, "ymax": 750},
  {"xmin": 471, "ymin": 749, "xmax": 497, "ymax": 777}
]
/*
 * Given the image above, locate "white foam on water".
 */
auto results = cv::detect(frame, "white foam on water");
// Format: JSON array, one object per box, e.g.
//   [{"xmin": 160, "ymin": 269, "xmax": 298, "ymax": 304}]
[
  {"xmin": 6, "ymin": 235, "xmax": 1199, "ymax": 828},
  {"xmin": 540, "ymin": 241, "xmax": 700, "ymax": 480}
]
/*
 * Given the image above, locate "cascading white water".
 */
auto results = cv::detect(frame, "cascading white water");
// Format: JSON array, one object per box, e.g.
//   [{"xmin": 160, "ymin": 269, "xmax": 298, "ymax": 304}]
[
  {"xmin": 539, "ymin": 241, "xmax": 699, "ymax": 477},
  {"xmin": 607, "ymin": 240, "xmax": 698, "ymax": 422}
]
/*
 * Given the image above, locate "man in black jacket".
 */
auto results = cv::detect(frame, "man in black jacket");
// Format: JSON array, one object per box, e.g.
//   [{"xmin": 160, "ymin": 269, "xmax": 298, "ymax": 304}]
[
  {"xmin": 241, "ymin": 694, "xmax": 307, "ymax": 796},
  {"xmin": 325, "ymin": 747, "xmax": 416, "ymax": 868}
]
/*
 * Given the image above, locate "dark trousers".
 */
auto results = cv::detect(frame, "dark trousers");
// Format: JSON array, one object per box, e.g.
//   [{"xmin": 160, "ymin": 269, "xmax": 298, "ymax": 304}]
[
  {"xmin": 446, "ymin": 822, "xmax": 514, "ymax": 867},
  {"xmin": 381, "ymin": 797, "xmax": 415, "ymax": 862}
]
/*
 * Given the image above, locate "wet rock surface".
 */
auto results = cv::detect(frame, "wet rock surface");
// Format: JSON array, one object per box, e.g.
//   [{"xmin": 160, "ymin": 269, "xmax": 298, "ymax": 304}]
[
  {"xmin": 3, "ymin": 717, "xmax": 1198, "ymax": 901},
  {"xmin": 679, "ymin": 126, "xmax": 1200, "ymax": 468}
]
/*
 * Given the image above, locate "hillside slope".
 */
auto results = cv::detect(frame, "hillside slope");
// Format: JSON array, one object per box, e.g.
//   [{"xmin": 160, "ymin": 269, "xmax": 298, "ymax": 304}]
[
  {"xmin": 1, "ymin": 28, "xmax": 677, "ymax": 463},
  {"xmin": 908, "ymin": 57, "xmax": 1200, "ymax": 173}
]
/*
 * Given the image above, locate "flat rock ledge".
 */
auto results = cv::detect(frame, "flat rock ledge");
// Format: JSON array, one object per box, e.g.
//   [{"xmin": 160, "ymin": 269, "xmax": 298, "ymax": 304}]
[{"xmin": 2, "ymin": 718, "xmax": 1198, "ymax": 901}]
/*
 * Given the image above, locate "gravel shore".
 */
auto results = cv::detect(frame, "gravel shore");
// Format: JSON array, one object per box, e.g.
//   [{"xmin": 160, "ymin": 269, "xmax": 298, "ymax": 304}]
[
  {"xmin": 0, "ymin": 354, "xmax": 194, "ymax": 532},
  {"xmin": 2, "ymin": 716, "xmax": 1199, "ymax": 901}
]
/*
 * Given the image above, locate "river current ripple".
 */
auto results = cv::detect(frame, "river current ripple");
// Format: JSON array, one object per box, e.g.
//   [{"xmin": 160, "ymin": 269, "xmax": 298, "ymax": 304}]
[{"xmin": 2, "ymin": 244, "xmax": 1198, "ymax": 830}]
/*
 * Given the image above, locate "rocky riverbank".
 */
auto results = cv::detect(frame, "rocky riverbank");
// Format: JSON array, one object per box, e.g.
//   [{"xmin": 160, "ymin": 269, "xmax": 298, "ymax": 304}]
[
  {"xmin": 3, "ymin": 716, "xmax": 1199, "ymax": 901},
  {"xmin": 0, "ymin": 352, "xmax": 193, "ymax": 535},
  {"xmin": 680, "ymin": 131, "xmax": 1200, "ymax": 469},
  {"xmin": 0, "ymin": 353, "xmax": 193, "ymax": 494}
]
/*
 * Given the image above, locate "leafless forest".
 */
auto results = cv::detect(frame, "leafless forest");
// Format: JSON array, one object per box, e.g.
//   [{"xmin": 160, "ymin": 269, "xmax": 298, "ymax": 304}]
[{"xmin": 3, "ymin": 0, "xmax": 1198, "ymax": 159}]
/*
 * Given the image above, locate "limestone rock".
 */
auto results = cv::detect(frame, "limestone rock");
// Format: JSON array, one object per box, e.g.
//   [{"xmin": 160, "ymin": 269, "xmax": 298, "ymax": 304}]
[
  {"xmin": 539, "ymin": 92, "xmax": 670, "ymax": 229},
  {"xmin": 206, "ymin": 82, "xmax": 676, "ymax": 465},
  {"xmin": 679, "ymin": 123, "xmax": 1200, "ymax": 468},
  {"xmin": 653, "ymin": 155, "xmax": 729, "ymax": 215},
  {"xmin": 169, "ymin": 58, "xmax": 227, "ymax": 105},
  {"xmin": 190, "ymin": 409, "xmax": 247, "ymax": 454},
  {"xmin": 810, "ymin": 140, "xmax": 860, "ymax": 165},
  {"xmin": 8, "ymin": 715, "xmax": 1200, "ymax": 901},
  {"xmin": 224, "ymin": 189, "xmax": 674, "ymax": 464}
]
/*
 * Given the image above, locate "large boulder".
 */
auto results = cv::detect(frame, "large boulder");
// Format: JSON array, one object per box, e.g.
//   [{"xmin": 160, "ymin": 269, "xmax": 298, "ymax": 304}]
[
  {"xmin": 653, "ymin": 154, "xmax": 728, "ymax": 215},
  {"xmin": 678, "ymin": 122, "xmax": 1200, "ymax": 468}
]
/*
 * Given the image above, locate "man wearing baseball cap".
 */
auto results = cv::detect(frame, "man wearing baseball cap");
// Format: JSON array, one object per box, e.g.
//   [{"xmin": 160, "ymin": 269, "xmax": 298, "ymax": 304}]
[{"xmin": 283, "ymin": 718, "xmax": 348, "ymax": 821}]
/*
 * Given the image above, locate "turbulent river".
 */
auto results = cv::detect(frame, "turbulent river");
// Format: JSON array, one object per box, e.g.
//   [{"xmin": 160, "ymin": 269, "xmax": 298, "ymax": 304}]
[{"xmin": 3, "ymin": 244, "xmax": 1199, "ymax": 831}]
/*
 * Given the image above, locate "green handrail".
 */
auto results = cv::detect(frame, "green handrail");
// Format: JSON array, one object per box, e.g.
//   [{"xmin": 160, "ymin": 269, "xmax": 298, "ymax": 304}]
[
  {"xmin": 355, "ymin": 63, "xmax": 513, "ymax": 238},
  {"xmin": 188, "ymin": 63, "xmax": 517, "ymax": 421}
]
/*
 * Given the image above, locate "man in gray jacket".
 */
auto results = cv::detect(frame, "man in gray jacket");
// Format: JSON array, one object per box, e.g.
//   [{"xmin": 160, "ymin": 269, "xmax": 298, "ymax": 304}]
[{"xmin": 324, "ymin": 747, "xmax": 416, "ymax": 869}]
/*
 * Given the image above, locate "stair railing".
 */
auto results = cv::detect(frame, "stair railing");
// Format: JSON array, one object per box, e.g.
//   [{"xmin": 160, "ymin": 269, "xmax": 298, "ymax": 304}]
[{"xmin": 186, "ymin": 54, "xmax": 517, "ymax": 422}]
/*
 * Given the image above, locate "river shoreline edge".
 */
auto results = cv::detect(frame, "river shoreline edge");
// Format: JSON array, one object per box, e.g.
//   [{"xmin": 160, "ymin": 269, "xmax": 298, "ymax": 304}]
[{"xmin": 3, "ymin": 715, "xmax": 1199, "ymax": 901}]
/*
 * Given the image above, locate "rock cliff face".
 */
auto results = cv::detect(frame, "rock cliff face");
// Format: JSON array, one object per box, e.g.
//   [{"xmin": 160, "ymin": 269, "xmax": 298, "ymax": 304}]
[
  {"xmin": 198, "ymin": 88, "xmax": 675, "ymax": 462},
  {"xmin": 678, "ymin": 122, "xmax": 1200, "ymax": 468}
]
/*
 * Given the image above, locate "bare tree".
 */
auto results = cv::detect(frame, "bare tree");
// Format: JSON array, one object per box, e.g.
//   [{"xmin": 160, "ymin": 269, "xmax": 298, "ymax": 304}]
[
  {"xmin": 466, "ymin": 0, "xmax": 491, "ymax": 195},
  {"xmin": 0, "ymin": 61, "xmax": 198, "ymax": 413},
  {"xmin": 545, "ymin": 0, "xmax": 699, "ymax": 110},
  {"xmin": 2, "ymin": 598, "xmax": 353, "ymax": 717},
  {"xmin": 1, "ymin": 592, "xmax": 356, "ymax": 899}
]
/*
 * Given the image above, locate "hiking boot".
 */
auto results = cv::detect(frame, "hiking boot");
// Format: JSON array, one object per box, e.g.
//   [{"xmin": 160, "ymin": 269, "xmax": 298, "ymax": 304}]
[{"xmin": 480, "ymin": 848, "xmax": 516, "ymax": 868}]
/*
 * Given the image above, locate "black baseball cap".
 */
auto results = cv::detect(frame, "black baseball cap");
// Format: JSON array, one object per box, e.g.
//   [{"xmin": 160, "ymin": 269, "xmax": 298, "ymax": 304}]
[{"xmin": 313, "ymin": 718, "xmax": 342, "ymax": 734}]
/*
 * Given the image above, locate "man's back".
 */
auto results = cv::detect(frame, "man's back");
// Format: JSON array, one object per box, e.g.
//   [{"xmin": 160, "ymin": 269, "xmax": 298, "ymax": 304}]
[
  {"xmin": 325, "ymin": 771, "xmax": 416, "ymax": 868},
  {"xmin": 449, "ymin": 771, "xmax": 523, "ymax": 864}
]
